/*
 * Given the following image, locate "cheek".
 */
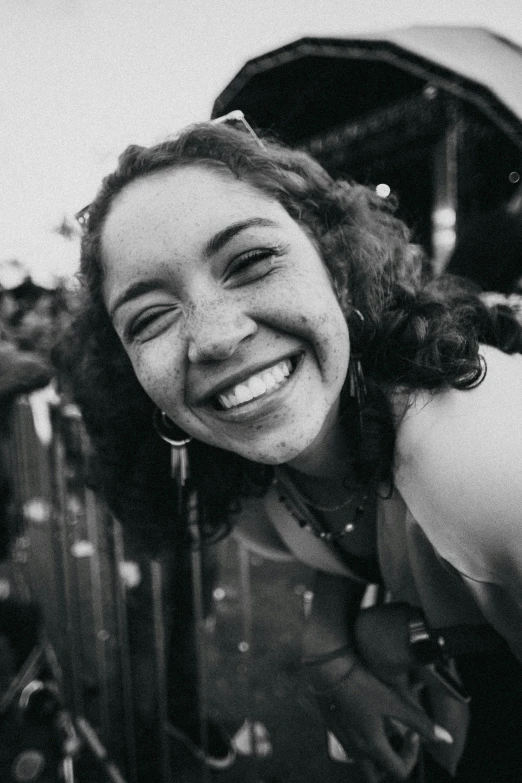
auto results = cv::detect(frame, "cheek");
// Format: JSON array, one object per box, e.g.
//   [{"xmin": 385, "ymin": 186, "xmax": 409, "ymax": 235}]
[
  {"xmin": 130, "ymin": 346, "xmax": 184, "ymax": 409},
  {"xmin": 319, "ymin": 310, "xmax": 350, "ymax": 392},
  {"xmin": 309, "ymin": 299, "xmax": 350, "ymax": 364},
  {"xmin": 329, "ymin": 322, "xmax": 351, "ymax": 383}
]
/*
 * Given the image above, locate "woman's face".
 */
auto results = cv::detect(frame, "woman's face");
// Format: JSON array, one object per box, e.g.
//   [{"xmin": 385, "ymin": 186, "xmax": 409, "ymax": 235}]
[{"xmin": 101, "ymin": 164, "xmax": 350, "ymax": 468}]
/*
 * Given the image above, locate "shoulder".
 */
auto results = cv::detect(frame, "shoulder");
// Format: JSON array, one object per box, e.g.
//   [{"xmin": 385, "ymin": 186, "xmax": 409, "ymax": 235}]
[
  {"xmin": 393, "ymin": 346, "xmax": 522, "ymax": 582},
  {"xmin": 394, "ymin": 345, "xmax": 522, "ymax": 464}
]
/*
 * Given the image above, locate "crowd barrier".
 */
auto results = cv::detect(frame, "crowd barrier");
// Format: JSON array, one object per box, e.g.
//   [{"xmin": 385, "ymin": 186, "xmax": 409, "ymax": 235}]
[{"xmin": 1, "ymin": 397, "xmax": 200, "ymax": 783}]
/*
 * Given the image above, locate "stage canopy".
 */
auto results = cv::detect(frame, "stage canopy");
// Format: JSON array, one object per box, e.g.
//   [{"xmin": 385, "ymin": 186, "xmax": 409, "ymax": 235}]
[{"xmin": 212, "ymin": 26, "xmax": 522, "ymax": 149}]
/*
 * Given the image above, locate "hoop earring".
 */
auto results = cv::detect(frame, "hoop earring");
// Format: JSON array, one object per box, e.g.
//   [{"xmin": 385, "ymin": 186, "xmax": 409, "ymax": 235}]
[{"xmin": 152, "ymin": 407, "xmax": 192, "ymax": 487}]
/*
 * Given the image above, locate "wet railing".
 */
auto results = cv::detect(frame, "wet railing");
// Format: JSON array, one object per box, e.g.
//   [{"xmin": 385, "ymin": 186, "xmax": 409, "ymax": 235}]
[{"xmin": 3, "ymin": 397, "xmax": 139, "ymax": 782}]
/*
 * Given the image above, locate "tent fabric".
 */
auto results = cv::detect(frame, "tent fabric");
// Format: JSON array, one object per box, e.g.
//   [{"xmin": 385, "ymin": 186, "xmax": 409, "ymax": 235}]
[
  {"xmin": 213, "ymin": 26, "xmax": 522, "ymax": 146},
  {"xmin": 383, "ymin": 27, "xmax": 522, "ymax": 124}
]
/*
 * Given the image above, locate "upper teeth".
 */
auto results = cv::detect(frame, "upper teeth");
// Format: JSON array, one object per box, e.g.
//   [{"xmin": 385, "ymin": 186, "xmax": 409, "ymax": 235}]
[{"xmin": 218, "ymin": 359, "xmax": 292, "ymax": 409}]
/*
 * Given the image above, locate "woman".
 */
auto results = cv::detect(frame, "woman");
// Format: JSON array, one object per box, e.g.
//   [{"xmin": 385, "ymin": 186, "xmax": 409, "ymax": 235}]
[{"xmin": 62, "ymin": 119, "xmax": 522, "ymax": 782}]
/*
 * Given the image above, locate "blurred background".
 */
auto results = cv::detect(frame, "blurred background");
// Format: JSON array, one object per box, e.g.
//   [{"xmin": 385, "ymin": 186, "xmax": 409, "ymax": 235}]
[
  {"xmin": 1, "ymin": 1, "xmax": 522, "ymax": 782},
  {"xmin": 1, "ymin": 0, "xmax": 522, "ymax": 285}
]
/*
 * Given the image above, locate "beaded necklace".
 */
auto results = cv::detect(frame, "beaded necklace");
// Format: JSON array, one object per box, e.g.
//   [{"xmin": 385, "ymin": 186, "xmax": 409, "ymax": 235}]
[{"xmin": 273, "ymin": 468, "xmax": 370, "ymax": 542}]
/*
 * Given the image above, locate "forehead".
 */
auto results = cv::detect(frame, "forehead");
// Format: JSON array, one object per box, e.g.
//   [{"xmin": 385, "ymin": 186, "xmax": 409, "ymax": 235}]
[{"xmin": 101, "ymin": 164, "xmax": 288, "ymax": 265}]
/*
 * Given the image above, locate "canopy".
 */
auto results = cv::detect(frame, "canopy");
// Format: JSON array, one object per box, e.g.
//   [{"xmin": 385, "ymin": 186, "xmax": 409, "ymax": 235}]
[{"xmin": 212, "ymin": 26, "xmax": 522, "ymax": 148}]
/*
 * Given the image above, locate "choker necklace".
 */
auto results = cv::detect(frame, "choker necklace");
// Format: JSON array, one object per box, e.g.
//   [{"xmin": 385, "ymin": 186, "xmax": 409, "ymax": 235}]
[{"xmin": 300, "ymin": 491, "xmax": 366, "ymax": 514}]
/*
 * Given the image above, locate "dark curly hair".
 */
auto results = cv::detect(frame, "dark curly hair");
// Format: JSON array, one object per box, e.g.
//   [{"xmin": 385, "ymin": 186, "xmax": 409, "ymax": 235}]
[{"xmin": 57, "ymin": 122, "xmax": 522, "ymax": 552}]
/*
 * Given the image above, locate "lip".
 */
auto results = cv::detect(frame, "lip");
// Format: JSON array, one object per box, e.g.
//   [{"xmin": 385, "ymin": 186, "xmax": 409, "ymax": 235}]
[
  {"xmin": 193, "ymin": 351, "xmax": 303, "ymax": 406},
  {"xmin": 205, "ymin": 352, "xmax": 305, "ymax": 422}
]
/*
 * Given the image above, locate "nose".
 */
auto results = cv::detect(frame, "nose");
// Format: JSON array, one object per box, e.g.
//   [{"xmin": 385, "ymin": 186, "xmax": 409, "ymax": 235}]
[{"xmin": 186, "ymin": 298, "xmax": 257, "ymax": 363}]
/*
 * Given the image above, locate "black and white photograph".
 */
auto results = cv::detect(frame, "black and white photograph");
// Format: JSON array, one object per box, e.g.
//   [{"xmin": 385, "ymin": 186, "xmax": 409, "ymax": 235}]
[{"xmin": 1, "ymin": 2, "xmax": 521, "ymax": 781}]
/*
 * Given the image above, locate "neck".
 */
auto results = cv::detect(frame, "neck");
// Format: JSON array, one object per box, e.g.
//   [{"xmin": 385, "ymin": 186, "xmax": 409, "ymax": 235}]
[{"xmin": 286, "ymin": 406, "xmax": 352, "ymax": 483}]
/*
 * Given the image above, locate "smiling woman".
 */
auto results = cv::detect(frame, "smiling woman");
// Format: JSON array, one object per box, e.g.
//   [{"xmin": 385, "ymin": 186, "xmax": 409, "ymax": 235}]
[
  {"xmin": 101, "ymin": 163, "xmax": 349, "ymax": 469},
  {"xmin": 57, "ymin": 119, "xmax": 522, "ymax": 782}
]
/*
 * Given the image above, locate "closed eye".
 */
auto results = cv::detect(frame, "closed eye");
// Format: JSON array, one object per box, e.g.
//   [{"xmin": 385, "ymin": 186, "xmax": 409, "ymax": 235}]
[
  {"xmin": 223, "ymin": 245, "xmax": 285, "ymax": 286},
  {"xmin": 124, "ymin": 304, "xmax": 179, "ymax": 343}
]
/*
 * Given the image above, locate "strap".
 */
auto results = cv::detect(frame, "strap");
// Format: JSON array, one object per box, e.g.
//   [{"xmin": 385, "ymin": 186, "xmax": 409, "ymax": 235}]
[{"xmin": 302, "ymin": 644, "xmax": 354, "ymax": 667}]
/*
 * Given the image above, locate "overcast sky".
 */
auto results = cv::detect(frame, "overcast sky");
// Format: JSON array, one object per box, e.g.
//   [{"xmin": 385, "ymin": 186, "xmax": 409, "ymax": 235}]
[{"xmin": 2, "ymin": 0, "xmax": 522, "ymax": 280}]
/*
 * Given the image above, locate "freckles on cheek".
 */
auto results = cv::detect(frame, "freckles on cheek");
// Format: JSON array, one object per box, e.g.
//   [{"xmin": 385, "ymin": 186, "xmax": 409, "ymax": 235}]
[
  {"xmin": 131, "ymin": 354, "xmax": 162, "ymax": 401},
  {"xmin": 133, "ymin": 367, "xmax": 155, "ymax": 400}
]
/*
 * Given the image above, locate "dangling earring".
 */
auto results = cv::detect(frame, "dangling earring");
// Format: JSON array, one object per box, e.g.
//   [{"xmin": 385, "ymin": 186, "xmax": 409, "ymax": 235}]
[
  {"xmin": 348, "ymin": 356, "xmax": 366, "ymax": 408},
  {"xmin": 152, "ymin": 408, "xmax": 192, "ymax": 487},
  {"xmin": 348, "ymin": 309, "xmax": 367, "ymax": 428}
]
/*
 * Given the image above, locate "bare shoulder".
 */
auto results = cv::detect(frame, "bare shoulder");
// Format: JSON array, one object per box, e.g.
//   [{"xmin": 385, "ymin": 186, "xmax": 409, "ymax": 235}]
[
  {"xmin": 392, "ymin": 346, "xmax": 522, "ymax": 581},
  {"xmin": 395, "ymin": 345, "xmax": 522, "ymax": 466}
]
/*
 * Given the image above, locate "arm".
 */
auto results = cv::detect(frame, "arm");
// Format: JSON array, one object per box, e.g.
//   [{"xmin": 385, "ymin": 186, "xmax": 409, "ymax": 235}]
[
  {"xmin": 302, "ymin": 572, "xmax": 451, "ymax": 781},
  {"xmin": 395, "ymin": 346, "xmax": 522, "ymax": 661}
]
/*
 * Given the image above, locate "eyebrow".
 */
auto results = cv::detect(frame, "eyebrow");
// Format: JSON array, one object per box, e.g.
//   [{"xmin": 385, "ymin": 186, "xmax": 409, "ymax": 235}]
[
  {"xmin": 109, "ymin": 217, "xmax": 279, "ymax": 320},
  {"xmin": 204, "ymin": 217, "xmax": 279, "ymax": 256}
]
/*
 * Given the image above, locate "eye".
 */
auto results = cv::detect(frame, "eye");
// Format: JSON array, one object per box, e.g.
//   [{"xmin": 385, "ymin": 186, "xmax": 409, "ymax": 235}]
[
  {"xmin": 224, "ymin": 245, "xmax": 285, "ymax": 286},
  {"xmin": 124, "ymin": 305, "xmax": 179, "ymax": 343}
]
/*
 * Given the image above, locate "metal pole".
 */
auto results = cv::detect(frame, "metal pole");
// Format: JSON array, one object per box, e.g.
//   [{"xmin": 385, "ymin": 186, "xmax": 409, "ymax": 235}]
[
  {"xmin": 187, "ymin": 491, "xmax": 211, "ymax": 783},
  {"xmin": 237, "ymin": 540, "xmax": 258, "ymax": 770},
  {"xmin": 83, "ymin": 483, "xmax": 111, "ymax": 742},
  {"xmin": 49, "ymin": 417, "xmax": 84, "ymax": 717},
  {"xmin": 111, "ymin": 519, "xmax": 138, "ymax": 783},
  {"xmin": 150, "ymin": 559, "xmax": 173, "ymax": 783},
  {"xmin": 432, "ymin": 99, "xmax": 460, "ymax": 274}
]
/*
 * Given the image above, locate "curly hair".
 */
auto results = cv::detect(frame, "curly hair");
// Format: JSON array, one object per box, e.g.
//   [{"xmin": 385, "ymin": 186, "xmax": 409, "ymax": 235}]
[{"xmin": 58, "ymin": 122, "xmax": 522, "ymax": 552}]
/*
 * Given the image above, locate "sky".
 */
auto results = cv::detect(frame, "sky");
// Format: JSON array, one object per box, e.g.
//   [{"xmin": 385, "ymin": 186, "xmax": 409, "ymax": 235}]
[{"xmin": 2, "ymin": 0, "xmax": 522, "ymax": 283}]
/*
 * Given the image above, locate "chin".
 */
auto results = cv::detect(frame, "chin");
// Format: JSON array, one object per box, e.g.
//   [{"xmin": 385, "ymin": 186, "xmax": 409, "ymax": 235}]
[{"xmin": 233, "ymin": 436, "xmax": 318, "ymax": 467}]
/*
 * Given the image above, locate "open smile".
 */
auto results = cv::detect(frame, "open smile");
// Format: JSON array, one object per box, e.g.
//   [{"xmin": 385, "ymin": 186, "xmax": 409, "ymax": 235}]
[{"xmin": 213, "ymin": 355, "xmax": 302, "ymax": 411}]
